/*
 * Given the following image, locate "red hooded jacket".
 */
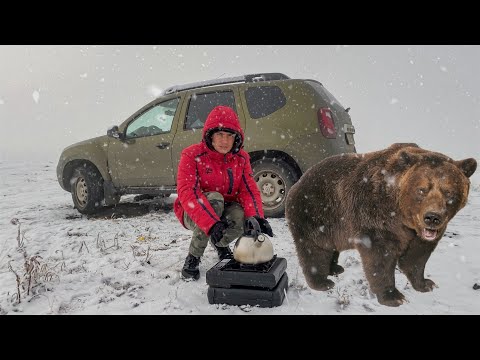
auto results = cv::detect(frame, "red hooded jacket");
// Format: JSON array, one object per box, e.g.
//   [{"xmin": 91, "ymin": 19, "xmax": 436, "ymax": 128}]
[{"xmin": 174, "ymin": 105, "xmax": 264, "ymax": 235}]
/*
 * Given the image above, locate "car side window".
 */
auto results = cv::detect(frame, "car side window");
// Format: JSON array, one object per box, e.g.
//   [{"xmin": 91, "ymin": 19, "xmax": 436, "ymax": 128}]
[
  {"xmin": 184, "ymin": 91, "xmax": 236, "ymax": 130},
  {"xmin": 126, "ymin": 98, "xmax": 180, "ymax": 138},
  {"xmin": 245, "ymin": 86, "xmax": 286, "ymax": 119}
]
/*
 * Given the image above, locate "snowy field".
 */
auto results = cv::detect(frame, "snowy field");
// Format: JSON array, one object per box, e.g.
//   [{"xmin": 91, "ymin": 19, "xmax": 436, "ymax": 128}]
[{"xmin": 1, "ymin": 160, "xmax": 479, "ymax": 315}]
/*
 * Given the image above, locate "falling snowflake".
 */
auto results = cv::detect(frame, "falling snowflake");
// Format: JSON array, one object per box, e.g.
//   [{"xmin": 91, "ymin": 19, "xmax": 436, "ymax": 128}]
[
  {"xmin": 148, "ymin": 85, "xmax": 163, "ymax": 98},
  {"xmin": 32, "ymin": 90, "xmax": 40, "ymax": 104}
]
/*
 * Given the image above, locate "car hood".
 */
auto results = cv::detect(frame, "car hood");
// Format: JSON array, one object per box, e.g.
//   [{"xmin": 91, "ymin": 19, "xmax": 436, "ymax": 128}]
[{"xmin": 62, "ymin": 135, "xmax": 109, "ymax": 152}]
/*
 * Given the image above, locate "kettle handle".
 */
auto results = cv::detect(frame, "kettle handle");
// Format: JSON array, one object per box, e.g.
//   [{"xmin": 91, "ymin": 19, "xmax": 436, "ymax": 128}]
[{"xmin": 244, "ymin": 218, "xmax": 262, "ymax": 240}]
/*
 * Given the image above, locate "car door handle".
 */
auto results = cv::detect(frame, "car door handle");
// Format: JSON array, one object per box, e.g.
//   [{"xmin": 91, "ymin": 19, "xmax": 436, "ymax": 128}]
[{"xmin": 156, "ymin": 142, "xmax": 170, "ymax": 149}]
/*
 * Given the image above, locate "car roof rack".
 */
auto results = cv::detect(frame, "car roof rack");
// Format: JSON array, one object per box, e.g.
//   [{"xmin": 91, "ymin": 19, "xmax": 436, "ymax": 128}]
[{"xmin": 163, "ymin": 73, "xmax": 290, "ymax": 95}]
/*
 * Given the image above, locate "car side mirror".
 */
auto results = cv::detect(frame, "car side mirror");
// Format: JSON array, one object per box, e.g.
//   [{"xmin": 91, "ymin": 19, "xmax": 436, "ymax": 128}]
[{"xmin": 107, "ymin": 125, "xmax": 123, "ymax": 140}]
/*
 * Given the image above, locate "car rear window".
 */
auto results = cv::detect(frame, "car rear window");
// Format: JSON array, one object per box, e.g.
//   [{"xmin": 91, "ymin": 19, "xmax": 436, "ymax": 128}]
[{"xmin": 245, "ymin": 86, "xmax": 286, "ymax": 119}]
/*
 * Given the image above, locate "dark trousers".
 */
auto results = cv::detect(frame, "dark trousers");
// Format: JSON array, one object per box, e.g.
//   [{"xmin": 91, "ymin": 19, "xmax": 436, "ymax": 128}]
[{"xmin": 184, "ymin": 192, "xmax": 245, "ymax": 257}]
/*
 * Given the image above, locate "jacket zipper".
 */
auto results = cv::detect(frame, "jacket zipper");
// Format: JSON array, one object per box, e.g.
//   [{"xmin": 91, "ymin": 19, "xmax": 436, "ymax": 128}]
[
  {"xmin": 223, "ymin": 154, "xmax": 234, "ymax": 195},
  {"xmin": 227, "ymin": 168, "xmax": 234, "ymax": 194}
]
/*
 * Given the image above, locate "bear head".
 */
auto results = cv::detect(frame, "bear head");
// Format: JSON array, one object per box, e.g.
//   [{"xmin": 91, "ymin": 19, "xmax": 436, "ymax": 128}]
[{"xmin": 397, "ymin": 151, "xmax": 477, "ymax": 242}]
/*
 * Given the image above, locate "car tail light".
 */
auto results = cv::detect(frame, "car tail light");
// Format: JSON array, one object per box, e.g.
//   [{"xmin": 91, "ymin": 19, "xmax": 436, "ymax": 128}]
[{"xmin": 317, "ymin": 108, "xmax": 336, "ymax": 139}]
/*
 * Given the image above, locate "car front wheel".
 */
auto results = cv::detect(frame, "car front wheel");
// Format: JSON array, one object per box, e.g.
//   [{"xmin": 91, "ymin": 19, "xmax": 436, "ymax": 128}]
[
  {"xmin": 251, "ymin": 159, "xmax": 298, "ymax": 218},
  {"xmin": 70, "ymin": 165, "xmax": 104, "ymax": 214}
]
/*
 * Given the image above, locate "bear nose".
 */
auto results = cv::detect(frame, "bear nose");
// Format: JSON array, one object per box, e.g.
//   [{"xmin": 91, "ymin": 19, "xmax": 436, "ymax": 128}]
[{"xmin": 424, "ymin": 212, "xmax": 442, "ymax": 226}]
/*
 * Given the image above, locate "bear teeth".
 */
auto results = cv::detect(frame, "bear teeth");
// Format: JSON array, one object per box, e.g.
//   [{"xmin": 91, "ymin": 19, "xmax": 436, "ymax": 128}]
[{"xmin": 422, "ymin": 228, "xmax": 438, "ymax": 240}]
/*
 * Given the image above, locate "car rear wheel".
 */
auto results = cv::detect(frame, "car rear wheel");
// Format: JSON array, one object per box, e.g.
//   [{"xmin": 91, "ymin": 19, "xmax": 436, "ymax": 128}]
[
  {"xmin": 251, "ymin": 159, "xmax": 298, "ymax": 218},
  {"xmin": 70, "ymin": 164, "xmax": 104, "ymax": 214}
]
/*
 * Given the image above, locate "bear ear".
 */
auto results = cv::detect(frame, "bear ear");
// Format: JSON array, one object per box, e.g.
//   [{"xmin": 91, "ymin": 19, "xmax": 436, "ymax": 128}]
[
  {"xmin": 398, "ymin": 151, "xmax": 418, "ymax": 168},
  {"xmin": 455, "ymin": 158, "xmax": 477, "ymax": 178}
]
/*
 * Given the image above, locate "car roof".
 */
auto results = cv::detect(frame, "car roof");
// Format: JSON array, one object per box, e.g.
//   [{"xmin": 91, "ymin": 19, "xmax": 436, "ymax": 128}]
[{"xmin": 162, "ymin": 73, "xmax": 291, "ymax": 95}]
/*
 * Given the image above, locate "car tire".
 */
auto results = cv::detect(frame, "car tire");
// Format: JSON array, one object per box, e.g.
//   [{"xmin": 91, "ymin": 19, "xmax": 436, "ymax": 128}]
[
  {"xmin": 70, "ymin": 164, "xmax": 104, "ymax": 214},
  {"xmin": 251, "ymin": 159, "xmax": 298, "ymax": 218}
]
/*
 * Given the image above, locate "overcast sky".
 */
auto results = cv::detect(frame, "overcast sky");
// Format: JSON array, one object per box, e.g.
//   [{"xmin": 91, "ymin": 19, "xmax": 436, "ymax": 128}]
[{"xmin": 0, "ymin": 45, "xmax": 478, "ymax": 174}]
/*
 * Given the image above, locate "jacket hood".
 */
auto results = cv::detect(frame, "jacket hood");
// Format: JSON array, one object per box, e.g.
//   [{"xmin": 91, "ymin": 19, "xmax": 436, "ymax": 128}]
[{"xmin": 203, "ymin": 106, "xmax": 244, "ymax": 154}]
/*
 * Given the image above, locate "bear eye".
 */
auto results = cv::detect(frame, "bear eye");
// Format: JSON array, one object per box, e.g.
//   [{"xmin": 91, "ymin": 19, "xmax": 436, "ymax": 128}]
[
  {"xmin": 417, "ymin": 188, "xmax": 427, "ymax": 196},
  {"xmin": 444, "ymin": 190, "xmax": 456, "ymax": 204}
]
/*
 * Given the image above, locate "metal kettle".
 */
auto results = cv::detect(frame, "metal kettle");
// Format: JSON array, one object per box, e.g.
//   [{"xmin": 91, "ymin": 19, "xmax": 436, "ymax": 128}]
[{"xmin": 233, "ymin": 218, "xmax": 274, "ymax": 265}]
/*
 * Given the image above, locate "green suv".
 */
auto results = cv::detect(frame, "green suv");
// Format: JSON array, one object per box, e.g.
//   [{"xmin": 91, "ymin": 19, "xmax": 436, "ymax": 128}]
[{"xmin": 57, "ymin": 73, "xmax": 356, "ymax": 217}]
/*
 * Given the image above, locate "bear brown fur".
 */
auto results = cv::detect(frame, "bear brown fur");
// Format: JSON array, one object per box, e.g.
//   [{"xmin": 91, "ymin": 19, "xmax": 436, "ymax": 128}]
[{"xmin": 285, "ymin": 143, "xmax": 477, "ymax": 307}]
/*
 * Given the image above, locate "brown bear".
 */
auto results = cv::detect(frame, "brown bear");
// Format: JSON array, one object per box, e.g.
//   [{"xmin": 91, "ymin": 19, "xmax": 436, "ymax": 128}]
[{"xmin": 285, "ymin": 143, "xmax": 477, "ymax": 307}]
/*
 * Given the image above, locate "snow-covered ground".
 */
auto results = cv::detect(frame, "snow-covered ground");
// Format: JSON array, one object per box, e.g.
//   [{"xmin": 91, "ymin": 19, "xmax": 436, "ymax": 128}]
[{"xmin": 1, "ymin": 160, "xmax": 479, "ymax": 315}]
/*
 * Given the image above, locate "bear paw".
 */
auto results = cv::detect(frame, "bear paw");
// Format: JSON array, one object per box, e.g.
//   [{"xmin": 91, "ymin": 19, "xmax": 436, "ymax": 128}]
[
  {"xmin": 412, "ymin": 278, "xmax": 437, "ymax": 292},
  {"xmin": 308, "ymin": 278, "xmax": 335, "ymax": 291},
  {"xmin": 330, "ymin": 264, "xmax": 345, "ymax": 275},
  {"xmin": 376, "ymin": 288, "xmax": 406, "ymax": 307}
]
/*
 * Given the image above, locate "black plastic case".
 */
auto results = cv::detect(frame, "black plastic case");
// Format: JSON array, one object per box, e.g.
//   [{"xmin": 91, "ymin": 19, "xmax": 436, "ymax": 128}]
[
  {"xmin": 207, "ymin": 272, "xmax": 288, "ymax": 308},
  {"xmin": 206, "ymin": 257, "xmax": 287, "ymax": 289}
]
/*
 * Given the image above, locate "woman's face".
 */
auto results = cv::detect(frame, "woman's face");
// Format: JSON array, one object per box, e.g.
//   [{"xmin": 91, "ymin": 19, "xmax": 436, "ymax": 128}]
[{"xmin": 212, "ymin": 131, "xmax": 235, "ymax": 154}]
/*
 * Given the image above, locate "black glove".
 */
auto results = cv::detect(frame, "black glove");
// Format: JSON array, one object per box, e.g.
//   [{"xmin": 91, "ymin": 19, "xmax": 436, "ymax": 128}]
[
  {"xmin": 210, "ymin": 221, "xmax": 228, "ymax": 245},
  {"xmin": 254, "ymin": 216, "xmax": 273, "ymax": 237}
]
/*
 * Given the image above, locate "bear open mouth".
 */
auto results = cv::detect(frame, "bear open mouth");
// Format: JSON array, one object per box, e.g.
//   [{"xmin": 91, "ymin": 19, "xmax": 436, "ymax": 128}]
[{"xmin": 422, "ymin": 228, "xmax": 438, "ymax": 241}]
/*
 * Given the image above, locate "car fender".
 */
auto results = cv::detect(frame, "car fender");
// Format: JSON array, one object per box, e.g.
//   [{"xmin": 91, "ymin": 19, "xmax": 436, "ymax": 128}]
[{"xmin": 57, "ymin": 135, "xmax": 111, "ymax": 190}]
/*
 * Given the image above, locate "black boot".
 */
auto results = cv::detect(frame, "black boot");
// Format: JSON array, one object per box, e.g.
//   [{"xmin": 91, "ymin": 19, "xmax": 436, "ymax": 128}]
[
  {"xmin": 181, "ymin": 254, "xmax": 201, "ymax": 280},
  {"xmin": 213, "ymin": 244, "xmax": 233, "ymax": 261}
]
